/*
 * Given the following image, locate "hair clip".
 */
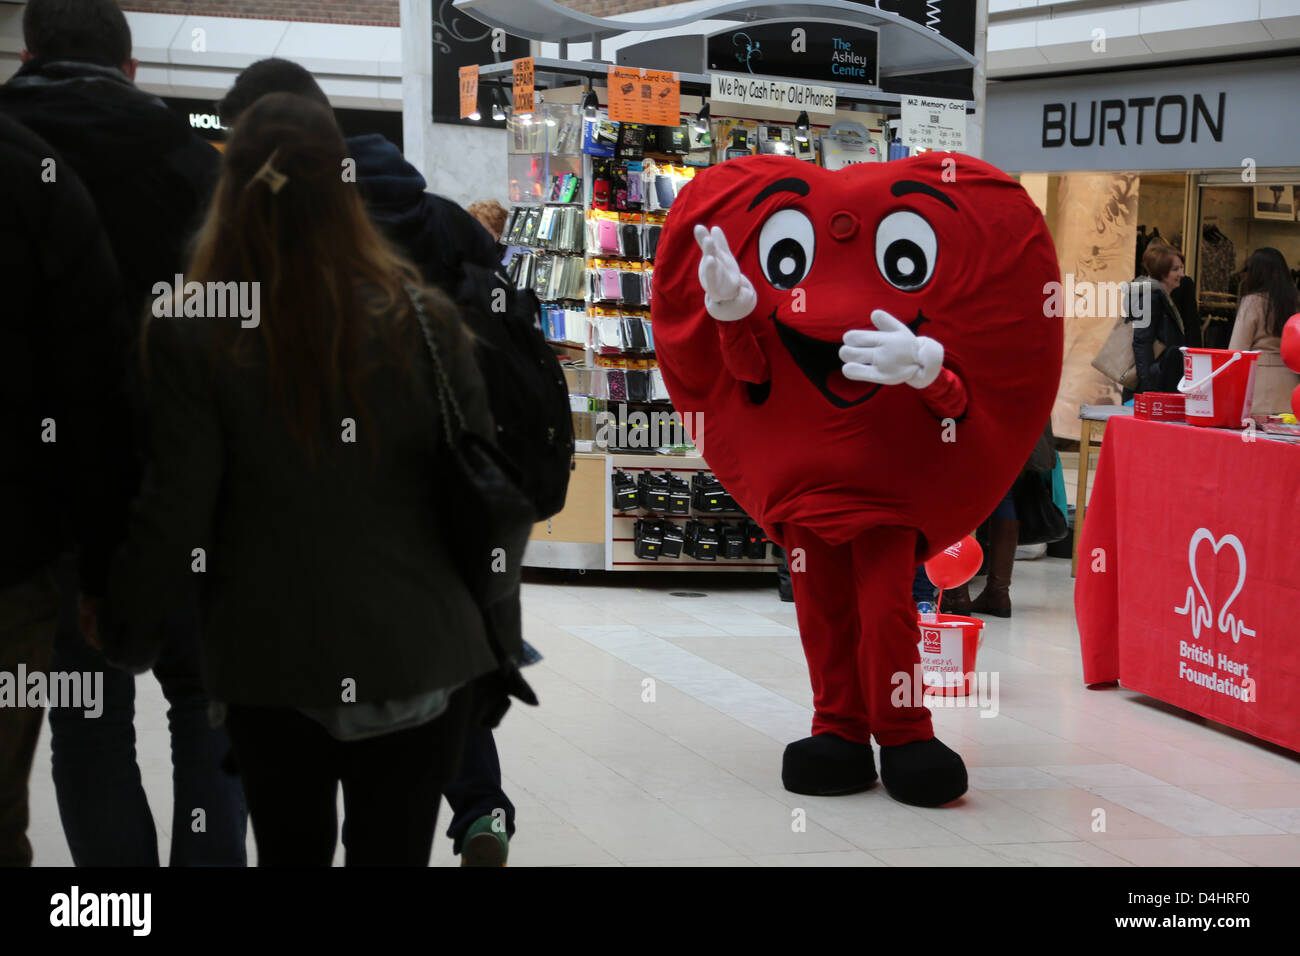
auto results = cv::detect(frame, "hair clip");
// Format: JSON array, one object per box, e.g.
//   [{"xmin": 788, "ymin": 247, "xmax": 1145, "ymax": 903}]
[{"xmin": 251, "ymin": 149, "xmax": 289, "ymax": 194}]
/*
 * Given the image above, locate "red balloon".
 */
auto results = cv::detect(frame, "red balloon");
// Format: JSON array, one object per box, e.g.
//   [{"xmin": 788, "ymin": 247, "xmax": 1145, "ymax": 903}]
[
  {"xmin": 925, "ymin": 535, "xmax": 984, "ymax": 590},
  {"xmin": 1282, "ymin": 314, "xmax": 1300, "ymax": 374}
]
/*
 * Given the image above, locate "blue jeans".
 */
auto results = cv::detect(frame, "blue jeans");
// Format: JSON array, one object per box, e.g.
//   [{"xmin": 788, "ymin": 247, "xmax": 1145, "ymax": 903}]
[
  {"xmin": 48, "ymin": 557, "xmax": 247, "ymax": 866},
  {"xmin": 992, "ymin": 487, "xmax": 1018, "ymax": 521},
  {"xmin": 911, "ymin": 565, "xmax": 934, "ymax": 604}
]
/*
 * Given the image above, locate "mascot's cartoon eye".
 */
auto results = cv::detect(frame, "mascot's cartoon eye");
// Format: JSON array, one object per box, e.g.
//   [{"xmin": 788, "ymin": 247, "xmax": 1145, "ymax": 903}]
[
  {"xmin": 875, "ymin": 211, "xmax": 937, "ymax": 291},
  {"xmin": 758, "ymin": 209, "xmax": 815, "ymax": 291}
]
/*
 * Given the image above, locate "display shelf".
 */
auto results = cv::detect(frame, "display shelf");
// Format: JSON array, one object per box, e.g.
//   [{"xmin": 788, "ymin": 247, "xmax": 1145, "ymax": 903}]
[
  {"xmin": 502, "ymin": 77, "xmax": 884, "ymax": 571},
  {"xmin": 524, "ymin": 453, "xmax": 777, "ymax": 571}
]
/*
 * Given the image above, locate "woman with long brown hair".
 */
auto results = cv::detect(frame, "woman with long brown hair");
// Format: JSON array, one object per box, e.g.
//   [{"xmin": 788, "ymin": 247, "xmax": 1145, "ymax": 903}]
[
  {"xmin": 1229, "ymin": 247, "xmax": 1300, "ymax": 415},
  {"xmin": 101, "ymin": 93, "xmax": 499, "ymax": 865}
]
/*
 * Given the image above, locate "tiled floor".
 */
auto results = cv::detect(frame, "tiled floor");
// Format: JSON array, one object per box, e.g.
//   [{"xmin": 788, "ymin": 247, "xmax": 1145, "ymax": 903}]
[{"xmin": 26, "ymin": 552, "xmax": 1300, "ymax": 866}]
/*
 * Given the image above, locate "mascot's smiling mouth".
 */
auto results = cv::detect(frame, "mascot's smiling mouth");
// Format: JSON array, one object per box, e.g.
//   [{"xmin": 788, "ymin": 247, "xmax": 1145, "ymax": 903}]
[{"xmin": 772, "ymin": 310, "xmax": 932, "ymax": 409}]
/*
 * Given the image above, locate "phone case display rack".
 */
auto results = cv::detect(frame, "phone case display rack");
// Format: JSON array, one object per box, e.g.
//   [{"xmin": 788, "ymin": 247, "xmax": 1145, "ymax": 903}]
[
  {"xmin": 513, "ymin": 85, "xmax": 891, "ymax": 570},
  {"xmin": 528, "ymin": 454, "xmax": 782, "ymax": 572}
]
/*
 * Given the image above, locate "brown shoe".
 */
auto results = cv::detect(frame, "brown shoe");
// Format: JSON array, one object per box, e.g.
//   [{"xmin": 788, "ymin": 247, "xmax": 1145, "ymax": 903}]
[
  {"xmin": 969, "ymin": 518, "xmax": 1018, "ymax": 618},
  {"xmin": 941, "ymin": 582, "xmax": 974, "ymax": 614}
]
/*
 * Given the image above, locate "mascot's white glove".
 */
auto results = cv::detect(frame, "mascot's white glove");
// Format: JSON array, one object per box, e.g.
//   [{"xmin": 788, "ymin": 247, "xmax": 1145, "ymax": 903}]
[
  {"xmin": 694, "ymin": 224, "xmax": 757, "ymax": 323},
  {"xmin": 839, "ymin": 309, "xmax": 945, "ymax": 389}
]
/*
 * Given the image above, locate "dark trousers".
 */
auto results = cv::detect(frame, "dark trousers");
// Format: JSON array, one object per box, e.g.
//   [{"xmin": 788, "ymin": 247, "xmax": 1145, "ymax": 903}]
[
  {"xmin": 911, "ymin": 565, "xmax": 934, "ymax": 604},
  {"xmin": 48, "ymin": 557, "xmax": 247, "ymax": 866},
  {"xmin": 225, "ymin": 688, "xmax": 471, "ymax": 866},
  {"xmin": 443, "ymin": 725, "xmax": 515, "ymax": 855},
  {"xmin": 0, "ymin": 568, "xmax": 59, "ymax": 866}
]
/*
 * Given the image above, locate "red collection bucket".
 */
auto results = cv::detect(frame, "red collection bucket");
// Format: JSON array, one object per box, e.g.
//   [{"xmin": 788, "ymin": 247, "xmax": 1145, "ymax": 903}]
[
  {"xmin": 916, "ymin": 613, "xmax": 984, "ymax": 697},
  {"xmin": 1179, "ymin": 347, "xmax": 1260, "ymax": 427}
]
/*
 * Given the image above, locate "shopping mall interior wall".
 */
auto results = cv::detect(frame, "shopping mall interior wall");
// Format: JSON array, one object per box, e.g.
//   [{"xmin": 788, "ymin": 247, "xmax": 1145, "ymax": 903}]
[
  {"xmin": 1136, "ymin": 175, "xmax": 1186, "ymax": 253},
  {"xmin": 121, "ymin": 1, "xmax": 400, "ymax": 26},
  {"xmin": 1051, "ymin": 172, "xmax": 1136, "ymax": 439},
  {"xmin": 1201, "ymin": 186, "xmax": 1300, "ymax": 278}
]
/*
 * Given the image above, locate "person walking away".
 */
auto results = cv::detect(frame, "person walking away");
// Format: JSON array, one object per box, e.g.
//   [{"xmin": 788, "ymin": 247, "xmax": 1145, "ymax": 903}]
[
  {"xmin": 100, "ymin": 93, "xmax": 500, "ymax": 866},
  {"xmin": 0, "ymin": 115, "xmax": 130, "ymax": 866},
  {"xmin": 0, "ymin": 0, "xmax": 245, "ymax": 866},
  {"xmin": 215, "ymin": 59, "xmax": 560, "ymax": 866}
]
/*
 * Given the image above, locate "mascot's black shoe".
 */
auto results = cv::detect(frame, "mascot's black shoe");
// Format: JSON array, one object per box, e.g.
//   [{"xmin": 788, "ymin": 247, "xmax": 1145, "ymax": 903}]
[
  {"xmin": 879, "ymin": 738, "xmax": 968, "ymax": 807},
  {"xmin": 782, "ymin": 734, "xmax": 878, "ymax": 796}
]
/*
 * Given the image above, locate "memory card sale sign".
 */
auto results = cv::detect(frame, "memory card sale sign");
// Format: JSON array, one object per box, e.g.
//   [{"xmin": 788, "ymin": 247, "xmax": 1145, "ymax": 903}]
[{"xmin": 710, "ymin": 73, "xmax": 837, "ymax": 115}]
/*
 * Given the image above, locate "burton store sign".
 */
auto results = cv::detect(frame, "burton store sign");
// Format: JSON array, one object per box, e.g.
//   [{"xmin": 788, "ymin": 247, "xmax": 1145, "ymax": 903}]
[{"xmin": 987, "ymin": 56, "xmax": 1300, "ymax": 172}]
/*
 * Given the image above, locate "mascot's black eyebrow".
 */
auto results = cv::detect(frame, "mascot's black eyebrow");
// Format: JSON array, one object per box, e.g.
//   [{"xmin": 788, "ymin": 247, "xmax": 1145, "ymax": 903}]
[
  {"xmin": 891, "ymin": 180, "xmax": 957, "ymax": 210},
  {"xmin": 748, "ymin": 177, "xmax": 810, "ymax": 211}
]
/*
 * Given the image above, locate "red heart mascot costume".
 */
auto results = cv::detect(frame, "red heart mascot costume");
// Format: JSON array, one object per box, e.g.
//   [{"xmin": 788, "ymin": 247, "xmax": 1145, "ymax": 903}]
[{"xmin": 651, "ymin": 153, "xmax": 1062, "ymax": 806}]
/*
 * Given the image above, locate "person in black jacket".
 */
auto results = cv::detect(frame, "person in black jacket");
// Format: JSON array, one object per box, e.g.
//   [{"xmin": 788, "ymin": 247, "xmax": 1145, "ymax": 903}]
[
  {"xmin": 1126, "ymin": 242, "xmax": 1188, "ymax": 396},
  {"xmin": 100, "ymin": 93, "xmax": 500, "ymax": 866},
  {"xmin": 0, "ymin": 0, "xmax": 245, "ymax": 867},
  {"xmin": 215, "ymin": 57, "xmax": 525, "ymax": 867},
  {"xmin": 215, "ymin": 58, "xmax": 500, "ymax": 292},
  {"xmin": 0, "ymin": 114, "xmax": 131, "ymax": 866}
]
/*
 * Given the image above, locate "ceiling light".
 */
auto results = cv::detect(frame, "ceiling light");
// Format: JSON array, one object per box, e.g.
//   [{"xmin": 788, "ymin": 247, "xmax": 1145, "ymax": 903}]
[{"xmin": 693, "ymin": 101, "xmax": 711, "ymax": 136}]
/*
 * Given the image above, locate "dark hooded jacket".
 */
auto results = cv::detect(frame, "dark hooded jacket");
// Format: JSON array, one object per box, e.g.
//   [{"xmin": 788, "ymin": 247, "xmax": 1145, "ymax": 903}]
[
  {"xmin": 347, "ymin": 133, "xmax": 499, "ymax": 291},
  {"xmin": 0, "ymin": 59, "xmax": 218, "ymax": 591},
  {"xmin": 0, "ymin": 58, "xmax": 219, "ymax": 319}
]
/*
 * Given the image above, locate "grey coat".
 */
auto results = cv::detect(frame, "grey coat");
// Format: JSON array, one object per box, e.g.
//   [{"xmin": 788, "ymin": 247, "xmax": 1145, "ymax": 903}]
[{"xmin": 103, "ymin": 292, "xmax": 498, "ymax": 707}]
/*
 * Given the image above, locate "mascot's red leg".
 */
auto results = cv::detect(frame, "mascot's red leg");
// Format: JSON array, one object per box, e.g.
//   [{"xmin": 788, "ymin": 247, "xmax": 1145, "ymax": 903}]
[
  {"xmin": 850, "ymin": 525, "xmax": 968, "ymax": 807},
  {"xmin": 848, "ymin": 526, "xmax": 933, "ymax": 746},
  {"xmin": 783, "ymin": 525, "xmax": 871, "ymax": 744},
  {"xmin": 778, "ymin": 524, "xmax": 878, "ymax": 796},
  {"xmin": 778, "ymin": 523, "xmax": 969, "ymax": 805}
]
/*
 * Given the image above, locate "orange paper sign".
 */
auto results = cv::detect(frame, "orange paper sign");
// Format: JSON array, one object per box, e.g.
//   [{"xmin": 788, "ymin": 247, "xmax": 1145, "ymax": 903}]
[
  {"xmin": 513, "ymin": 57, "xmax": 535, "ymax": 116},
  {"xmin": 608, "ymin": 66, "xmax": 680, "ymax": 126},
  {"xmin": 458, "ymin": 64, "xmax": 479, "ymax": 119}
]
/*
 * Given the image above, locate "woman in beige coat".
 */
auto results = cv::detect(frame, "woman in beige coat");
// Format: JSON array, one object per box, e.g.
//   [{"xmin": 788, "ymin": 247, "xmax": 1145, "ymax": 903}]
[{"xmin": 1229, "ymin": 247, "xmax": 1300, "ymax": 415}]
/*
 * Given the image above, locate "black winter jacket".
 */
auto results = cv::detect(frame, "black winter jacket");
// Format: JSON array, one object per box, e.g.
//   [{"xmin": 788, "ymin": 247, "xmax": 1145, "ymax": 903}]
[
  {"xmin": 348, "ymin": 134, "xmax": 499, "ymax": 291},
  {"xmin": 0, "ymin": 59, "xmax": 219, "ymax": 319},
  {"xmin": 0, "ymin": 115, "xmax": 133, "ymax": 594},
  {"xmin": 1126, "ymin": 277, "xmax": 1187, "ymax": 393}
]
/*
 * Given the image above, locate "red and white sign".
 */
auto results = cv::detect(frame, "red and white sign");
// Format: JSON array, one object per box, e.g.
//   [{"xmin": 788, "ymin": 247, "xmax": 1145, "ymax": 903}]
[{"xmin": 1076, "ymin": 416, "xmax": 1300, "ymax": 751}]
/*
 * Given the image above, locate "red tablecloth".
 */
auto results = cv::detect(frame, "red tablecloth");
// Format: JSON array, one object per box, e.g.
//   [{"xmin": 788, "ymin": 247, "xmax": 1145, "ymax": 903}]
[{"xmin": 1075, "ymin": 415, "xmax": 1300, "ymax": 753}]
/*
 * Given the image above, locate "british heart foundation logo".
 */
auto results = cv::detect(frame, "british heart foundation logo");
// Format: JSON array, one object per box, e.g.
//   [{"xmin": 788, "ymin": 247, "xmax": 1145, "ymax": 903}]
[
  {"xmin": 921, "ymin": 627, "xmax": 942, "ymax": 655},
  {"xmin": 1173, "ymin": 528, "xmax": 1256, "ymax": 643}
]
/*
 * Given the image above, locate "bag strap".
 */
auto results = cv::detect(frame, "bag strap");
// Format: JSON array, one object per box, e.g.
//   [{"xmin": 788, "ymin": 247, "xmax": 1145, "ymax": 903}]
[
  {"xmin": 408, "ymin": 284, "xmax": 527, "ymax": 679},
  {"xmin": 406, "ymin": 284, "xmax": 468, "ymax": 445}
]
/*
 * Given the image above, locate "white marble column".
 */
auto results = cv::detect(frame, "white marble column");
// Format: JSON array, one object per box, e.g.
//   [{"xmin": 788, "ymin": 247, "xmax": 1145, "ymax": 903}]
[{"xmin": 969, "ymin": 0, "xmax": 988, "ymax": 160}]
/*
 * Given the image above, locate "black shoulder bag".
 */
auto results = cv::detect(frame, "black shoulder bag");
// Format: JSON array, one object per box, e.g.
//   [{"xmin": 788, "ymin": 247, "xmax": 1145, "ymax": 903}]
[{"xmin": 408, "ymin": 288, "xmax": 539, "ymax": 725}]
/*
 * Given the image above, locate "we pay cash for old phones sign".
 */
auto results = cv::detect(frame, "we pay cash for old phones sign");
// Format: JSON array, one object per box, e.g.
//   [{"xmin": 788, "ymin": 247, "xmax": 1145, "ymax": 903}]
[
  {"xmin": 899, "ymin": 95, "xmax": 967, "ymax": 151},
  {"xmin": 710, "ymin": 73, "xmax": 837, "ymax": 115}
]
